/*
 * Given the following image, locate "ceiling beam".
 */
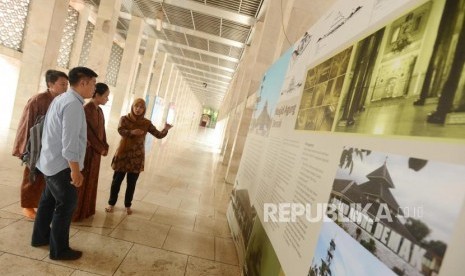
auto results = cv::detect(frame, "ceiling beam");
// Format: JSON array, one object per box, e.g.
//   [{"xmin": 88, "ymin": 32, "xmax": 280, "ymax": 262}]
[
  {"xmin": 168, "ymin": 54, "xmax": 234, "ymax": 72},
  {"xmin": 184, "ymin": 78, "xmax": 229, "ymax": 90},
  {"xmin": 146, "ymin": 0, "xmax": 256, "ymax": 26},
  {"xmin": 188, "ymin": 84, "xmax": 227, "ymax": 94},
  {"xmin": 159, "ymin": 19, "xmax": 245, "ymax": 48},
  {"xmin": 160, "ymin": 41, "xmax": 239, "ymax": 62},
  {"xmin": 175, "ymin": 64, "xmax": 232, "ymax": 79},
  {"xmin": 181, "ymin": 72, "xmax": 230, "ymax": 85},
  {"xmin": 184, "ymin": 79, "xmax": 228, "ymax": 90},
  {"xmin": 189, "ymin": 84, "xmax": 226, "ymax": 93},
  {"xmin": 119, "ymin": 11, "xmax": 245, "ymax": 48},
  {"xmin": 182, "ymin": 77, "xmax": 230, "ymax": 89},
  {"xmin": 182, "ymin": 78, "xmax": 228, "ymax": 91}
]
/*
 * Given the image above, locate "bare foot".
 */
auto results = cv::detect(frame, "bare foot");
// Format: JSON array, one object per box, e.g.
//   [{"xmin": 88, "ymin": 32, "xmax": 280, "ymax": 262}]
[
  {"xmin": 126, "ymin": 207, "xmax": 133, "ymax": 215},
  {"xmin": 105, "ymin": 205, "xmax": 114, "ymax": 213},
  {"xmin": 23, "ymin": 208, "xmax": 36, "ymax": 219}
]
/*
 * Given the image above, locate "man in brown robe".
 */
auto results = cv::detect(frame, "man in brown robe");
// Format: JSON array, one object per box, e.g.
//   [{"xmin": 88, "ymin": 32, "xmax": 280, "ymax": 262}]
[{"xmin": 12, "ymin": 70, "xmax": 69, "ymax": 219}]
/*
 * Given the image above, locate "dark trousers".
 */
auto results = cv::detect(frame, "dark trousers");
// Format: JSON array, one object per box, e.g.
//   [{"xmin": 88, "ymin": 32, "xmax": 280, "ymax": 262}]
[
  {"xmin": 108, "ymin": 171, "xmax": 139, "ymax": 207},
  {"xmin": 32, "ymin": 168, "xmax": 77, "ymax": 258}
]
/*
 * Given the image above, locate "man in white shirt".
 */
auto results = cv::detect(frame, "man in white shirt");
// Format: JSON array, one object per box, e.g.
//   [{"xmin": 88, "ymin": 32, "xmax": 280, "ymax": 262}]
[{"xmin": 32, "ymin": 67, "xmax": 97, "ymax": 260}]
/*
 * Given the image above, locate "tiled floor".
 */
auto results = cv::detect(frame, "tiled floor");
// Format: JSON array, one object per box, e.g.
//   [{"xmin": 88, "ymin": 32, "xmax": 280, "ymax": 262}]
[{"xmin": 0, "ymin": 126, "xmax": 240, "ymax": 275}]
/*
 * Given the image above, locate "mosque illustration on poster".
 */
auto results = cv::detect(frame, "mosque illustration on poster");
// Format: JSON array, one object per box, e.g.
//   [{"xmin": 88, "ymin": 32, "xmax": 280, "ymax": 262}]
[
  {"xmin": 316, "ymin": 148, "xmax": 465, "ymax": 275},
  {"xmin": 252, "ymin": 100, "xmax": 272, "ymax": 136},
  {"xmin": 249, "ymin": 49, "xmax": 293, "ymax": 136}
]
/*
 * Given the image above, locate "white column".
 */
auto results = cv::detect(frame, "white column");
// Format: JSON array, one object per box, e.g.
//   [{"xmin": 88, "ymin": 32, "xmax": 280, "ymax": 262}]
[
  {"xmin": 68, "ymin": 2, "xmax": 91, "ymax": 68},
  {"xmin": 10, "ymin": 0, "xmax": 70, "ymax": 129},
  {"xmin": 158, "ymin": 63, "xmax": 174, "ymax": 99},
  {"xmin": 86, "ymin": 0, "xmax": 121, "ymax": 77},
  {"xmin": 162, "ymin": 69, "xmax": 179, "ymax": 122},
  {"xmin": 174, "ymin": 80, "xmax": 185, "ymax": 104},
  {"xmin": 146, "ymin": 52, "xmax": 168, "ymax": 118},
  {"xmin": 109, "ymin": 16, "xmax": 145, "ymax": 127},
  {"xmin": 173, "ymin": 70, "xmax": 181, "ymax": 101},
  {"xmin": 134, "ymin": 37, "xmax": 159, "ymax": 99}
]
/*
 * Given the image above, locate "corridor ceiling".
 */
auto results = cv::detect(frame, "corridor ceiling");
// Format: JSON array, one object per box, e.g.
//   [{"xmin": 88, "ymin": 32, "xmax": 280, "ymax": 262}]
[{"xmin": 82, "ymin": 0, "xmax": 266, "ymax": 109}]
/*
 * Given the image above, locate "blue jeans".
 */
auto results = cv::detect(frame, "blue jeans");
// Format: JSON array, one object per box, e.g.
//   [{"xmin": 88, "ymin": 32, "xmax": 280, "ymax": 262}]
[{"xmin": 32, "ymin": 168, "xmax": 77, "ymax": 258}]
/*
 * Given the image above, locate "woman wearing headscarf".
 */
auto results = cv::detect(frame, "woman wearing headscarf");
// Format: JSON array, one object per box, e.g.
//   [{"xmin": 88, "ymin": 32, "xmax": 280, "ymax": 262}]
[
  {"xmin": 105, "ymin": 98, "xmax": 172, "ymax": 214},
  {"xmin": 73, "ymin": 83, "xmax": 110, "ymax": 221}
]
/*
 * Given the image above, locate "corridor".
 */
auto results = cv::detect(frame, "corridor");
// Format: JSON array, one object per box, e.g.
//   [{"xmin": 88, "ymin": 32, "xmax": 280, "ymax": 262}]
[{"xmin": 0, "ymin": 126, "xmax": 240, "ymax": 275}]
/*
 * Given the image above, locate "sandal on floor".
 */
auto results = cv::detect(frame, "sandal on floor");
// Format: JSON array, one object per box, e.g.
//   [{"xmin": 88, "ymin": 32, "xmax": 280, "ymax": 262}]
[
  {"xmin": 105, "ymin": 206, "xmax": 114, "ymax": 213},
  {"xmin": 126, "ymin": 207, "xmax": 133, "ymax": 215}
]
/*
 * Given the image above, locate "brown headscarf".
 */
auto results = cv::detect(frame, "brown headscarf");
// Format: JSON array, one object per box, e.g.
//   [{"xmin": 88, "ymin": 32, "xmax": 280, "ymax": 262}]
[{"xmin": 126, "ymin": 98, "xmax": 151, "ymax": 129}]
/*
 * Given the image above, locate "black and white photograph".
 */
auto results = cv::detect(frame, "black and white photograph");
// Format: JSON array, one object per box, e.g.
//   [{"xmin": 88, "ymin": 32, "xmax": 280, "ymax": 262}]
[
  {"xmin": 327, "ymin": 147, "xmax": 465, "ymax": 275},
  {"xmin": 231, "ymin": 188, "xmax": 257, "ymax": 251},
  {"xmin": 295, "ymin": 47, "xmax": 352, "ymax": 131},
  {"xmin": 335, "ymin": 0, "xmax": 465, "ymax": 139},
  {"xmin": 309, "ymin": 220, "xmax": 394, "ymax": 276}
]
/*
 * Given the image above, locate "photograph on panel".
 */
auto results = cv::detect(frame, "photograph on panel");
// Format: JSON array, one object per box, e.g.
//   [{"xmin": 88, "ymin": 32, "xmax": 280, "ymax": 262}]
[
  {"xmin": 249, "ymin": 49, "xmax": 292, "ymax": 137},
  {"xmin": 294, "ymin": 47, "xmax": 352, "ymax": 131},
  {"xmin": 321, "ymin": 147, "xmax": 465, "ymax": 275},
  {"xmin": 243, "ymin": 219, "xmax": 285, "ymax": 276},
  {"xmin": 335, "ymin": 1, "xmax": 465, "ymax": 139},
  {"xmin": 309, "ymin": 220, "xmax": 394, "ymax": 276}
]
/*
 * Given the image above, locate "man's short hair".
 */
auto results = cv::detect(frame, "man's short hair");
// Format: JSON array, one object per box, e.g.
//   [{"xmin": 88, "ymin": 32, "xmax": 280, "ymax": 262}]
[
  {"xmin": 45, "ymin": 70, "xmax": 68, "ymax": 86},
  {"xmin": 68, "ymin": 67, "xmax": 98, "ymax": 86}
]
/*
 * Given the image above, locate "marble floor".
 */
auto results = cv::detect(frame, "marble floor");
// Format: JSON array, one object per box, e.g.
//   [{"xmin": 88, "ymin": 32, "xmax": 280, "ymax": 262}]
[{"xmin": 0, "ymin": 125, "xmax": 240, "ymax": 275}]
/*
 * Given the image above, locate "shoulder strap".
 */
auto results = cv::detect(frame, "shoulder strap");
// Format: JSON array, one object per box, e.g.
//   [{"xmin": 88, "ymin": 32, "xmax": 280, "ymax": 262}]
[{"xmin": 24, "ymin": 115, "xmax": 45, "ymax": 182}]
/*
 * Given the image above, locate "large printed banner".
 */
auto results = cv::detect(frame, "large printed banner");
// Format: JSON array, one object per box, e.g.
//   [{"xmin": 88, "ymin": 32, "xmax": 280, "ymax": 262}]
[{"xmin": 229, "ymin": 0, "xmax": 465, "ymax": 275}]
